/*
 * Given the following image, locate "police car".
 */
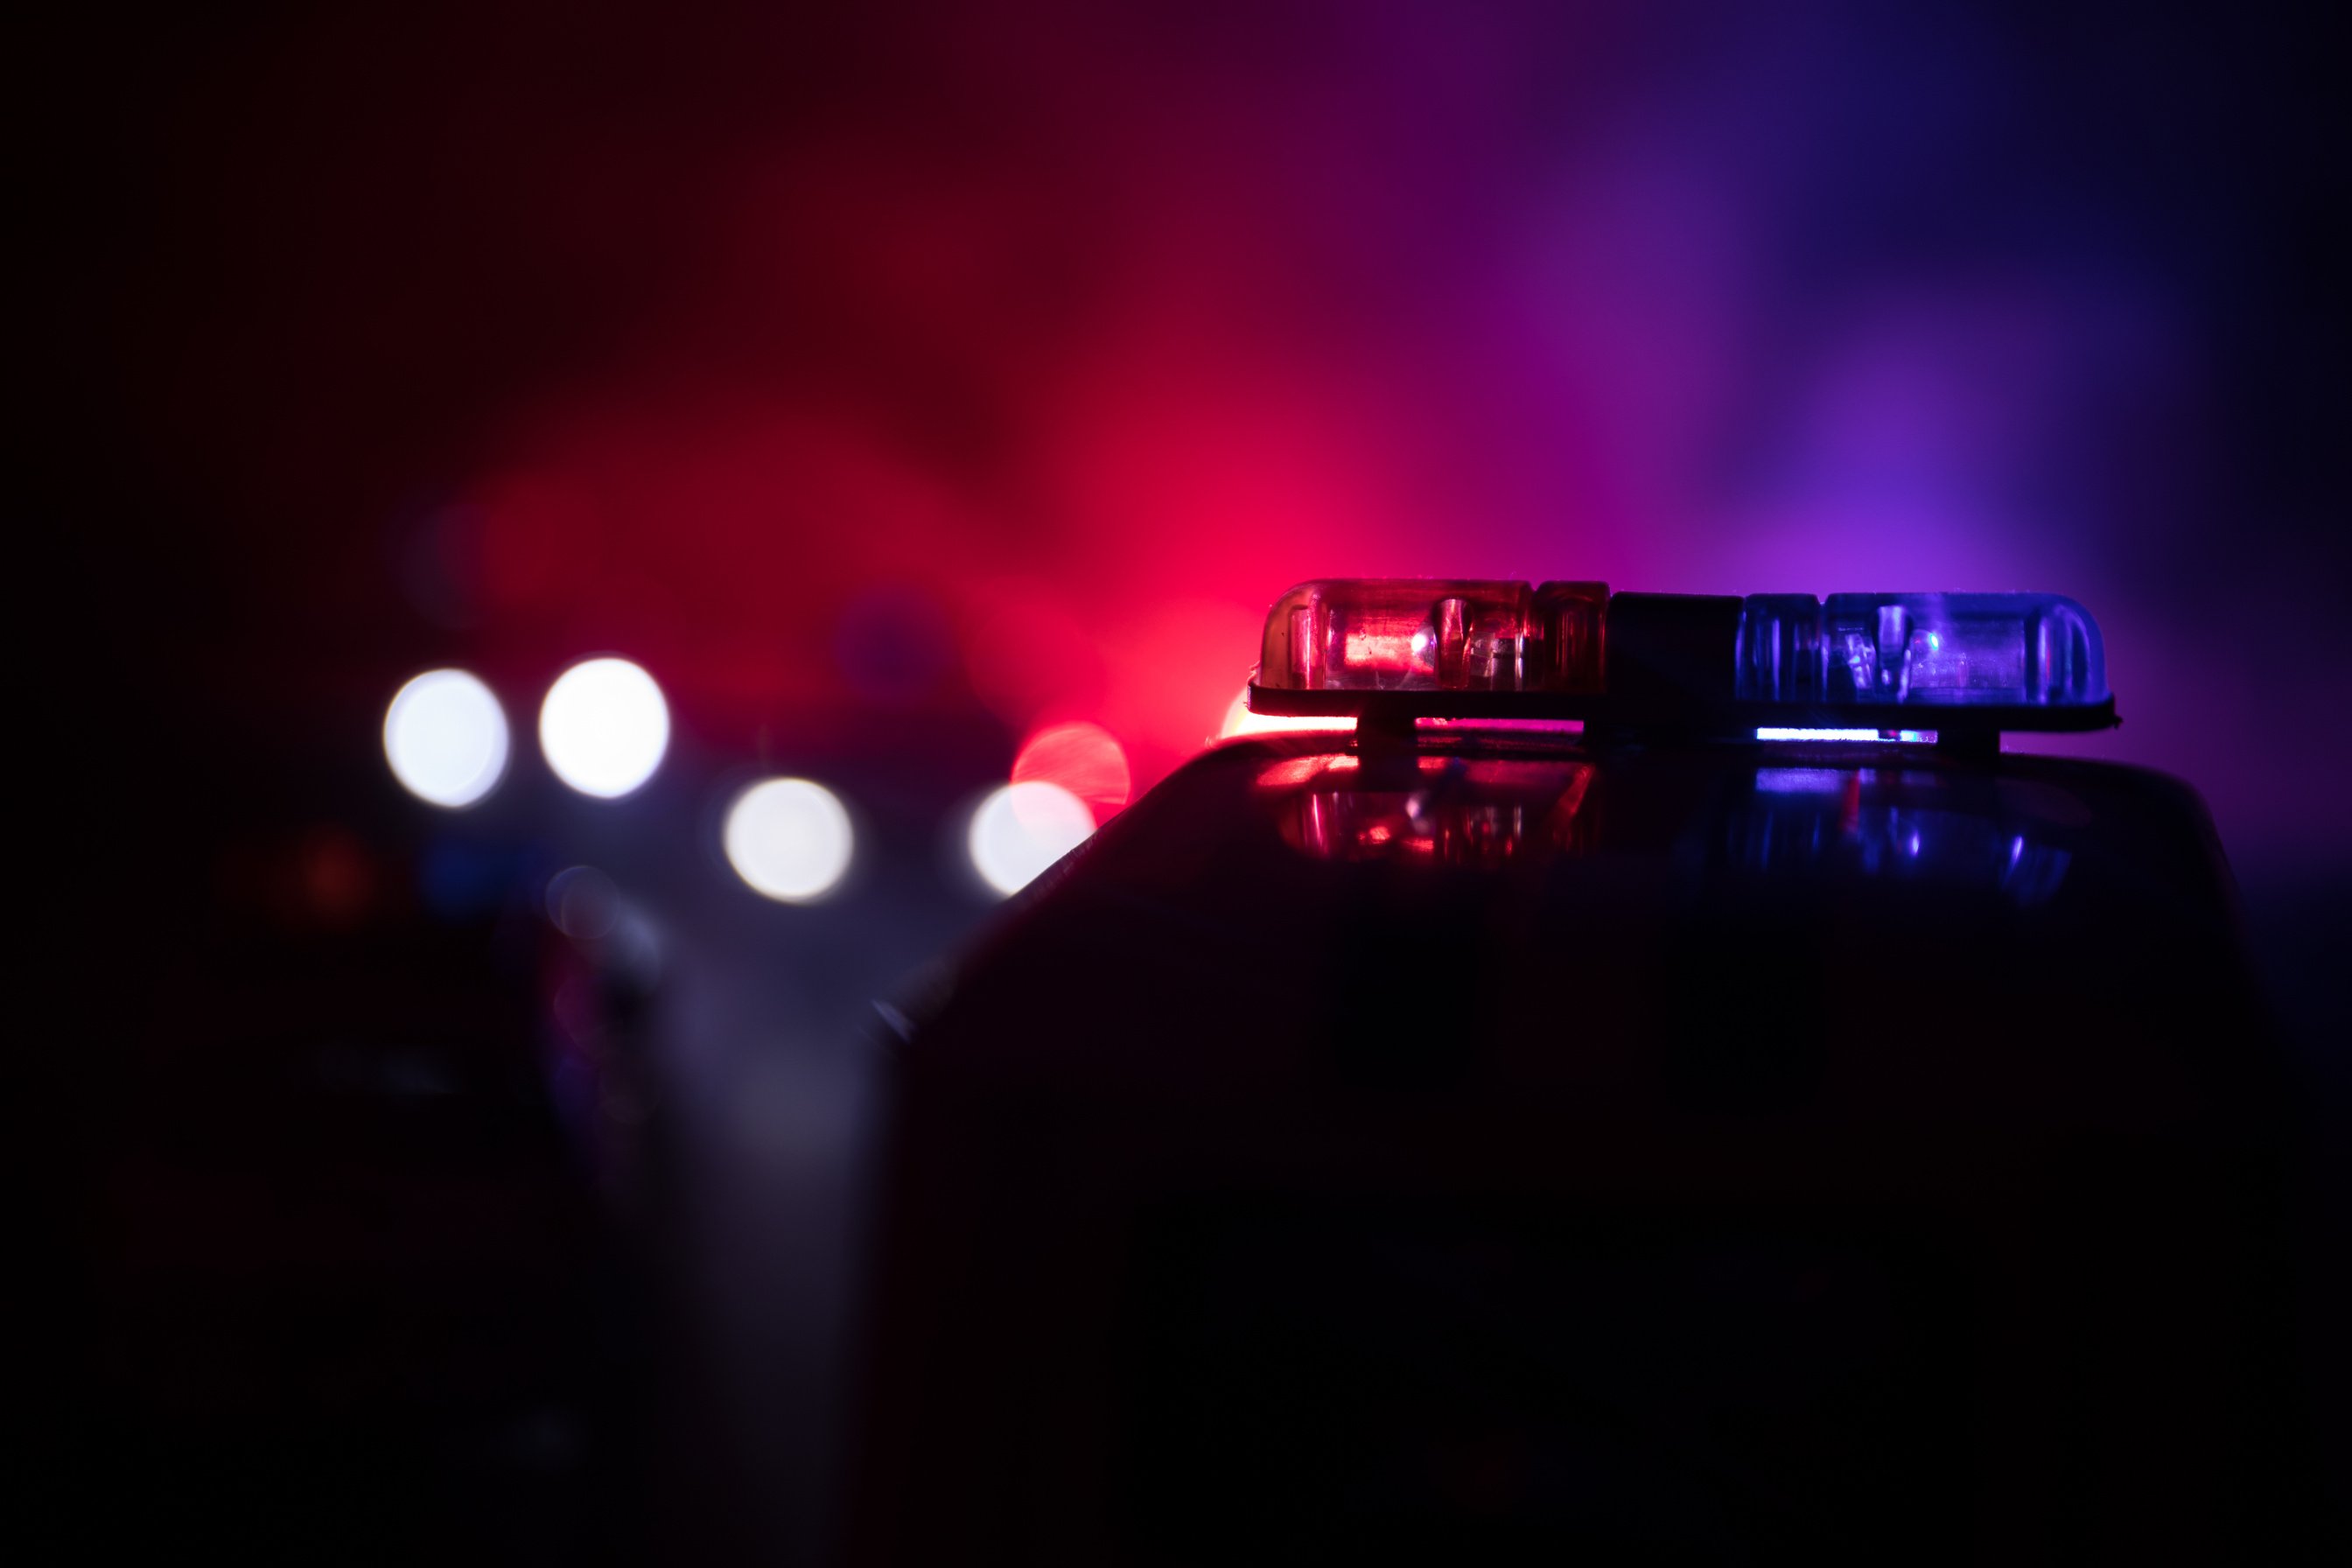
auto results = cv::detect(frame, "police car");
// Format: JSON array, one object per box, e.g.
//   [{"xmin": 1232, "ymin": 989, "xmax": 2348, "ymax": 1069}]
[{"xmin": 846, "ymin": 582, "xmax": 2324, "ymax": 1563}]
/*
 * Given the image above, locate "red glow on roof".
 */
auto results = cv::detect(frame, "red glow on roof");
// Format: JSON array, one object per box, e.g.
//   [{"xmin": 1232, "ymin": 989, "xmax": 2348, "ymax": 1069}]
[{"xmin": 1219, "ymin": 689, "xmax": 1356, "ymax": 743}]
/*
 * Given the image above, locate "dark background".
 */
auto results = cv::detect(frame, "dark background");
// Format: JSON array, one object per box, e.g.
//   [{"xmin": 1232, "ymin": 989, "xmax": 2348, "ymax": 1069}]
[{"xmin": 25, "ymin": 1, "xmax": 2349, "ymax": 1560}]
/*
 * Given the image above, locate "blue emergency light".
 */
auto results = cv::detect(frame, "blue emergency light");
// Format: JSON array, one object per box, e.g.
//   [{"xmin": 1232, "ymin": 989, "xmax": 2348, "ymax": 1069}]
[{"xmin": 1245, "ymin": 580, "xmax": 2114, "ymax": 740}]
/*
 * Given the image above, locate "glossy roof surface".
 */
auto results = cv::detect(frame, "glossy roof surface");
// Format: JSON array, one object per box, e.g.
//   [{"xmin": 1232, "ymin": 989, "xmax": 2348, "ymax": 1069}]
[
  {"xmin": 855, "ymin": 730, "xmax": 2306, "ymax": 1561},
  {"xmin": 915, "ymin": 725, "xmax": 2263, "ymax": 1111}
]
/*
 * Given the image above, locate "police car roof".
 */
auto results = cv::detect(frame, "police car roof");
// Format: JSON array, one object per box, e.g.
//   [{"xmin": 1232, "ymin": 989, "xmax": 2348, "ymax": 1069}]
[{"xmin": 911, "ymin": 727, "xmax": 2269, "ymax": 1117}]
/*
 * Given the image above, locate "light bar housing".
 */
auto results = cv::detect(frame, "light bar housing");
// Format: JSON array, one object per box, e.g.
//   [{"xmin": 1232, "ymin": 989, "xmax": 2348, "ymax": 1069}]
[{"xmin": 1249, "ymin": 580, "xmax": 2114, "ymax": 735}]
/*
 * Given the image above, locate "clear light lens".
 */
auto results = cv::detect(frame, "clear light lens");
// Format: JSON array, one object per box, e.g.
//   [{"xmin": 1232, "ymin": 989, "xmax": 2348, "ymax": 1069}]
[
  {"xmin": 1738, "ymin": 593, "xmax": 2107, "ymax": 706},
  {"xmin": 1256, "ymin": 579, "xmax": 1606, "ymax": 693},
  {"xmin": 968, "ymin": 780, "xmax": 1095, "ymax": 896},
  {"xmin": 383, "ymin": 668, "xmax": 509, "ymax": 808},
  {"xmin": 724, "ymin": 778, "xmax": 855, "ymax": 903},
  {"xmin": 539, "ymin": 657, "xmax": 670, "ymax": 798}
]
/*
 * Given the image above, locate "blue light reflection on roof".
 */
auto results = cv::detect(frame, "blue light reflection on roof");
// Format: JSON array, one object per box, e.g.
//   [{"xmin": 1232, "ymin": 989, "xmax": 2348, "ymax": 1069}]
[
  {"xmin": 1728, "ymin": 770, "xmax": 2071, "ymax": 906},
  {"xmin": 1754, "ymin": 768, "xmax": 1851, "ymax": 794}
]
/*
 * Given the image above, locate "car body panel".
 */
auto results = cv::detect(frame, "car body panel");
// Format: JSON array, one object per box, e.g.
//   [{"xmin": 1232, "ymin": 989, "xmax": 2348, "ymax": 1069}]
[{"xmin": 848, "ymin": 729, "xmax": 2315, "ymax": 1563}]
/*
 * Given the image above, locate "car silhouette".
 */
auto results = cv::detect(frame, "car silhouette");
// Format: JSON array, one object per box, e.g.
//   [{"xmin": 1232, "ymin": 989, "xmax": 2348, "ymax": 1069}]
[{"xmin": 846, "ymin": 583, "xmax": 2323, "ymax": 1564}]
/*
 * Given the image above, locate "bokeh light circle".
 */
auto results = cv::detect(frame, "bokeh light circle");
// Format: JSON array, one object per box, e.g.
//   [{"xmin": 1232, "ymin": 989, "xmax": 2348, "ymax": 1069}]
[
  {"xmin": 544, "ymin": 864, "xmax": 621, "ymax": 939},
  {"xmin": 1012, "ymin": 720, "xmax": 1130, "ymax": 816},
  {"xmin": 968, "ymin": 780, "xmax": 1095, "ymax": 897},
  {"xmin": 724, "ymin": 778, "xmax": 856, "ymax": 903},
  {"xmin": 539, "ymin": 657, "xmax": 670, "ymax": 798},
  {"xmin": 383, "ymin": 668, "xmax": 510, "ymax": 808}
]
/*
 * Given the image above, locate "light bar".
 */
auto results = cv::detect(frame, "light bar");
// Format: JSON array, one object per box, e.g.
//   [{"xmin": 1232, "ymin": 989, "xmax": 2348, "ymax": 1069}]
[
  {"xmin": 1754, "ymin": 727, "xmax": 1933, "ymax": 744},
  {"xmin": 1249, "ymin": 580, "xmax": 2113, "ymax": 734}
]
